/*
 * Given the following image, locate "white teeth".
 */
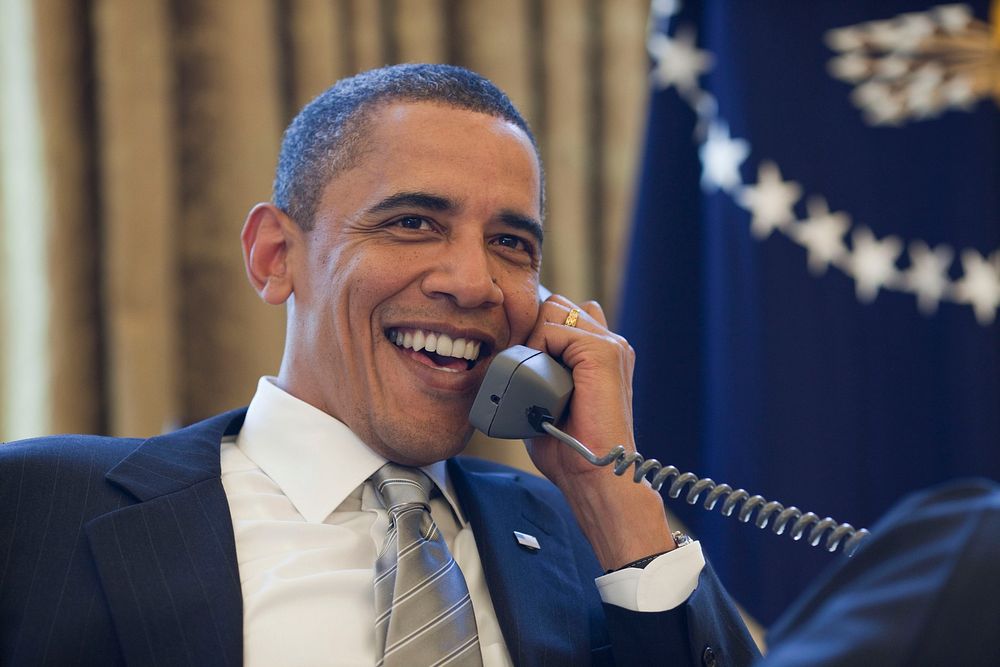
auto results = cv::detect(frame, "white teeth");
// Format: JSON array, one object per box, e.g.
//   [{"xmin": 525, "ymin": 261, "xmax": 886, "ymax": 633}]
[
  {"xmin": 388, "ymin": 327, "xmax": 484, "ymax": 362},
  {"xmin": 437, "ymin": 334, "xmax": 453, "ymax": 356}
]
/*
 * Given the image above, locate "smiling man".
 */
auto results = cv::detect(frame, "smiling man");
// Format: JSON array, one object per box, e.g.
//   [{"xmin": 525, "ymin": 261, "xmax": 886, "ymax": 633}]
[
  {"xmin": 0, "ymin": 65, "xmax": 757, "ymax": 666},
  {"xmin": 244, "ymin": 98, "xmax": 545, "ymax": 467}
]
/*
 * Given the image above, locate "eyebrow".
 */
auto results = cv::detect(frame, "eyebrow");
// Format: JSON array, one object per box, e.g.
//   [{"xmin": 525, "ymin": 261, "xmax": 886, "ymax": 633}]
[
  {"xmin": 499, "ymin": 211, "xmax": 544, "ymax": 245},
  {"xmin": 367, "ymin": 190, "xmax": 544, "ymax": 245},
  {"xmin": 367, "ymin": 191, "xmax": 455, "ymax": 215}
]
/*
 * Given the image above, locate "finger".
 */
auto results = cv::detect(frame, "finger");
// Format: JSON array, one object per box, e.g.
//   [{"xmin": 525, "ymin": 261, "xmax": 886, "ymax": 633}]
[
  {"xmin": 540, "ymin": 295, "xmax": 602, "ymax": 331},
  {"xmin": 547, "ymin": 296, "xmax": 608, "ymax": 329},
  {"xmin": 539, "ymin": 296, "xmax": 634, "ymax": 356},
  {"xmin": 580, "ymin": 300, "xmax": 608, "ymax": 328},
  {"xmin": 525, "ymin": 321, "xmax": 616, "ymax": 367},
  {"xmin": 577, "ymin": 300, "xmax": 630, "ymax": 352},
  {"xmin": 541, "ymin": 293, "xmax": 575, "ymax": 312}
]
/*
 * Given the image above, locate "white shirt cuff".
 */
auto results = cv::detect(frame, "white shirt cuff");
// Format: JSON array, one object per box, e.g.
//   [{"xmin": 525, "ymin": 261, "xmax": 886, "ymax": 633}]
[{"xmin": 595, "ymin": 541, "xmax": 705, "ymax": 612}]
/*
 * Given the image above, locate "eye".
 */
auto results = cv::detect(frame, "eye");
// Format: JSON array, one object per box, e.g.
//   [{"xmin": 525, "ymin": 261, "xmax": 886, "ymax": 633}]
[
  {"xmin": 493, "ymin": 234, "xmax": 534, "ymax": 254},
  {"xmin": 392, "ymin": 215, "xmax": 433, "ymax": 231}
]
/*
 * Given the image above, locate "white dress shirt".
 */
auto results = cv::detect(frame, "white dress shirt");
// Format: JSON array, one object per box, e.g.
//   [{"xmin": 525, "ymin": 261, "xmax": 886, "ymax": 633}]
[{"xmin": 222, "ymin": 377, "xmax": 704, "ymax": 666}]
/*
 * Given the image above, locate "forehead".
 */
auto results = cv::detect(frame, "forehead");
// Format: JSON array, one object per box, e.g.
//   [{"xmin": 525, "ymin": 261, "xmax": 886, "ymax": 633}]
[
  {"xmin": 316, "ymin": 102, "xmax": 542, "ymax": 220},
  {"xmin": 365, "ymin": 100, "xmax": 535, "ymax": 154}
]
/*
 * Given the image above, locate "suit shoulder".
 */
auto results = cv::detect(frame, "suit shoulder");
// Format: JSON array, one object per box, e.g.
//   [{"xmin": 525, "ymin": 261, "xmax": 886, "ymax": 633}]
[
  {"xmin": 451, "ymin": 455, "xmax": 571, "ymax": 506},
  {"xmin": 452, "ymin": 454, "xmax": 526, "ymax": 476},
  {"xmin": 0, "ymin": 434, "xmax": 143, "ymax": 474}
]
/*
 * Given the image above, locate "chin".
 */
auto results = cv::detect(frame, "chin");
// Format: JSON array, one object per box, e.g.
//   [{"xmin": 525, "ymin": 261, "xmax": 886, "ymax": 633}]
[{"xmin": 372, "ymin": 420, "xmax": 474, "ymax": 466}]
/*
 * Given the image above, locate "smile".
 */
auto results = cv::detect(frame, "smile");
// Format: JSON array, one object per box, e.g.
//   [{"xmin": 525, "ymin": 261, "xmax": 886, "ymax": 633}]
[{"xmin": 386, "ymin": 327, "xmax": 488, "ymax": 373}]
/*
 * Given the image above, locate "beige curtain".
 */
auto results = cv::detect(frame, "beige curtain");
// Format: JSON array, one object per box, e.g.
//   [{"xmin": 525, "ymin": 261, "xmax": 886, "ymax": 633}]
[{"xmin": 0, "ymin": 0, "xmax": 650, "ymax": 446}]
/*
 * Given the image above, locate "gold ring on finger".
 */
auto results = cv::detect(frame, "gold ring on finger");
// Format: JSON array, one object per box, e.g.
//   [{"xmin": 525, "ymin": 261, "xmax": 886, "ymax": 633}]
[{"xmin": 563, "ymin": 308, "xmax": 580, "ymax": 327}]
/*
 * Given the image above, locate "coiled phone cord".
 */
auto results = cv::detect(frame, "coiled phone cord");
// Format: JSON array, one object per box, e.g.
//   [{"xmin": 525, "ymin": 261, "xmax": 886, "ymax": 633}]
[{"xmin": 528, "ymin": 408, "xmax": 871, "ymax": 556}]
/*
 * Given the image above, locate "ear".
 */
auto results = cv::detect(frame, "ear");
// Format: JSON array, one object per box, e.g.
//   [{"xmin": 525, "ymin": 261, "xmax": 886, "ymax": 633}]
[{"xmin": 241, "ymin": 202, "xmax": 299, "ymax": 305}]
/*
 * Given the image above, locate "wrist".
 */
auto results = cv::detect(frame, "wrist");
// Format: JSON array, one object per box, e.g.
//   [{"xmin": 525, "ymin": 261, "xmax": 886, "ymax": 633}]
[
  {"xmin": 561, "ymin": 474, "xmax": 674, "ymax": 571},
  {"xmin": 605, "ymin": 531, "xmax": 694, "ymax": 573}
]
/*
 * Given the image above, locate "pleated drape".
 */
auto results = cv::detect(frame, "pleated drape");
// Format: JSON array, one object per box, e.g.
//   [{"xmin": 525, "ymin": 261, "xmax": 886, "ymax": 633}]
[
  {"xmin": 0, "ymin": 0, "xmax": 649, "ymax": 456},
  {"xmin": 94, "ymin": 0, "xmax": 181, "ymax": 436}
]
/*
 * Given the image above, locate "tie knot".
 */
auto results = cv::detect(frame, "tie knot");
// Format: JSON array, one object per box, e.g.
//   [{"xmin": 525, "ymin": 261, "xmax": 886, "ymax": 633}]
[{"xmin": 371, "ymin": 463, "xmax": 434, "ymax": 512}]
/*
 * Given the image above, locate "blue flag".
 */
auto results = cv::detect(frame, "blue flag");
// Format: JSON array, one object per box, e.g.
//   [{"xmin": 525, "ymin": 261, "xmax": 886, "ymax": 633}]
[{"xmin": 619, "ymin": 0, "xmax": 1000, "ymax": 624}]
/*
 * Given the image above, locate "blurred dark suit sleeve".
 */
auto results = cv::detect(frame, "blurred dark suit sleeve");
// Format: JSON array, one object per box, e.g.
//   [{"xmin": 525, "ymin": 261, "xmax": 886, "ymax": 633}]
[{"xmin": 761, "ymin": 479, "xmax": 1000, "ymax": 667}]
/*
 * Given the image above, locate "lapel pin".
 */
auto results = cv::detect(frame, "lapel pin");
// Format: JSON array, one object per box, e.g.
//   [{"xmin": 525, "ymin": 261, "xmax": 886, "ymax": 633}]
[{"xmin": 513, "ymin": 531, "xmax": 541, "ymax": 552}]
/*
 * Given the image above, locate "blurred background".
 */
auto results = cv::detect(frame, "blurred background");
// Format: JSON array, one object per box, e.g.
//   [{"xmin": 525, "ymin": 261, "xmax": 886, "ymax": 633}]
[{"xmin": 2, "ymin": 0, "xmax": 998, "ymax": 633}]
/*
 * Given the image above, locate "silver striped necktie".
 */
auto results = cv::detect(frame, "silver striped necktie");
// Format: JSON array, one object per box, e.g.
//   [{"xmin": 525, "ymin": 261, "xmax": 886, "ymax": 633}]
[{"xmin": 372, "ymin": 463, "xmax": 483, "ymax": 667}]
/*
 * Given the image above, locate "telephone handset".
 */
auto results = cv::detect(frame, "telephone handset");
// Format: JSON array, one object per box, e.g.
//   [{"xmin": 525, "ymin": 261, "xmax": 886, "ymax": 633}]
[{"xmin": 469, "ymin": 344, "xmax": 871, "ymax": 556}]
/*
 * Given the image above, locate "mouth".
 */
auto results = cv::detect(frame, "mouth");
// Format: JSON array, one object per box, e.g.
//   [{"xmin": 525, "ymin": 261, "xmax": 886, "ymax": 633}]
[{"xmin": 385, "ymin": 327, "xmax": 492, "ymax": 373}]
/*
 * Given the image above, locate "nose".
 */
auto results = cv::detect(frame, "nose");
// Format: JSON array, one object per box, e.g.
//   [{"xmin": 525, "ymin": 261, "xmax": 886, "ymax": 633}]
[{"xmin": 421, "ymin": 241, "xmax": 504, "ymax": 309}]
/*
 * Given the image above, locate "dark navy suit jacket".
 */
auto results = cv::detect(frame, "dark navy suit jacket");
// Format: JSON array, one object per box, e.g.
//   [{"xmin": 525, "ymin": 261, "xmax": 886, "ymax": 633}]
[
  {"xmin": 761, "ymin": 478, "xmax": 1000, "ymax": 667},
  {"xmin": 0, "ymin": 409, "xmax": 757, "ymax": 666}
]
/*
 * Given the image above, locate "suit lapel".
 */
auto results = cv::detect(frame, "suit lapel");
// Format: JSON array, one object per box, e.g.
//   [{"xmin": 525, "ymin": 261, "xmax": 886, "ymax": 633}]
[
  {"xmin": 449, "ymin": 457, "xmax": 593, "ymax": 667},
  {"xmin": 85, "ymin": 409, "xmax": 247, "ymax": 667}
]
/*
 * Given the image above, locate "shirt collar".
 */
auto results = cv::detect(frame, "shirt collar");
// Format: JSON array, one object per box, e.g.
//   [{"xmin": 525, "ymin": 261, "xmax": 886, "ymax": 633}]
[{"xmin": 236, "ymin": 377, "xmax": 466, "ymax": 526}]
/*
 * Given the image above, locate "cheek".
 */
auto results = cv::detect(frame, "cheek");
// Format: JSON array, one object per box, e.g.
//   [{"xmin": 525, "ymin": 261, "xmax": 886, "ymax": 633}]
[
  {"xmin": 323, "ymin": 247, "xmax": 382, "ymax": 302},
  {"xmin": 342, "ymin": 249, "xmax": 424, "ymax": 329},
  {"xmin": 296, "ymin": 250, "xmax": 370, "ymax": 343},
  {"xmin": 504, "ymin": 282, "xmax": 541, "ymax": 343}
]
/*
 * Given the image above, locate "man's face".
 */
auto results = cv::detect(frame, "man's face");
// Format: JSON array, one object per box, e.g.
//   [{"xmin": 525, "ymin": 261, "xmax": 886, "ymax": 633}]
[{"xmin": 283, "ymin": 101, "xmax": 543, "ymax": 465}]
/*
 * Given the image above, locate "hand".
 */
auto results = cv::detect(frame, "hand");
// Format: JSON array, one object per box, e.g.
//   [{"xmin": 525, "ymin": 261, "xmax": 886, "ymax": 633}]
[
  {"xmin": 523, "ymin": 295, "xmax": 635, "ymax": 485},
  {"xmin": 524, "ymin": 295, "xmax": 674, "ymax": 570}
]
